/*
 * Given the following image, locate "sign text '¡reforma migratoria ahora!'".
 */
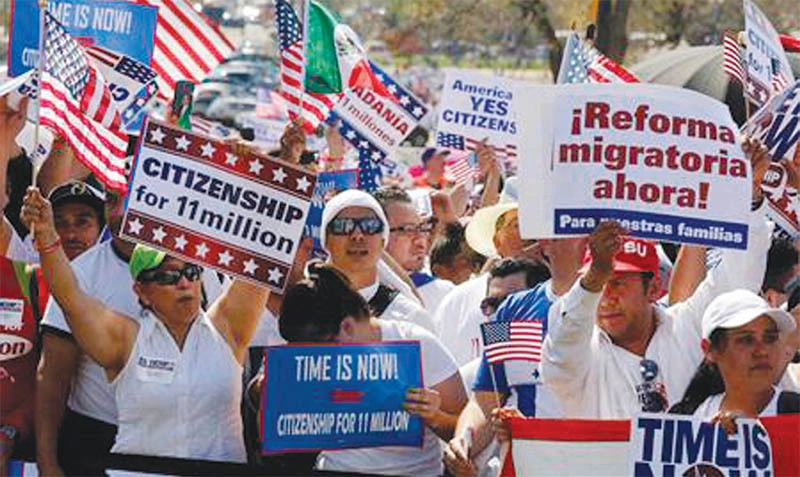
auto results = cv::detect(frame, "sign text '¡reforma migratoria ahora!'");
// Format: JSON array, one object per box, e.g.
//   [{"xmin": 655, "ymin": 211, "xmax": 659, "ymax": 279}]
[{"xmin": 558, "ymin": 102, "xmax": 748, "ymax": 210}]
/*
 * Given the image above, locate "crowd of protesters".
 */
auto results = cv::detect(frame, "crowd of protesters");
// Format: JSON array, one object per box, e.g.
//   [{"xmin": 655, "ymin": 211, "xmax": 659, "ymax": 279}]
[{"xmin": 1, "ymin": 64, "xmax": 800, "ymax": 477}]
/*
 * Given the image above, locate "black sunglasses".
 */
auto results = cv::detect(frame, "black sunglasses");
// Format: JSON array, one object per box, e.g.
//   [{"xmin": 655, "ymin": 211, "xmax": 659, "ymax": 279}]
[
  {"xmin": 637, "ymin": 359, "xmax": 667, "ymax": 412},
  {"xmin": 139, "ymin": 264, "xmax": 203, "ymax": 285},
  {"xmin": 327, "ymin": 217, "xmax": 384, "ymax": 236}
]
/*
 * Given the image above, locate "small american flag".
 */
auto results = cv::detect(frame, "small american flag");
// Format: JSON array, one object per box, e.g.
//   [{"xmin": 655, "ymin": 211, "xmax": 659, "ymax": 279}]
[
  {"xmin": 771, "ymin": 58, "xmax": 790, "ymax": 94},
  {"xmin": 436, "ymin": 132, "xmax": 517, "ymax": 184},
  {"xmin": 139, "ymin": 0, "xmax": 234, "ymax": 99},
  {"xmin": 42, "ymin": 11, "xmax": 120, "ymax": 129},
  {"xmin": 557, "ymin": 32, "xmax": 638, "ymax": 85},
  {"xmin": 723, "ymin": 32, "xmax": 746, "ymax": 85},
  {"xmin": 38, "ymin": 11, "xmax": 127, "ymax": 192},
  {"xmin": 275, "ymin": 0, "xmax": 342, "ymax": 133},
  {"xmin": 481, "ymin": 321, "xmax": 543, "ymax": 364}
]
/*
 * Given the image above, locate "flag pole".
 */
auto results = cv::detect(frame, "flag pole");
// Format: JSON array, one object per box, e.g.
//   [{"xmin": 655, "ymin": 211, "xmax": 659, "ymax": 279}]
[
  {"xmin": 32, "ymin": 0, "xmax": 48, "ymax": 188},
  {"xmin": 297, "ymin": 0, "xmax": 310, "ymax": 126}
]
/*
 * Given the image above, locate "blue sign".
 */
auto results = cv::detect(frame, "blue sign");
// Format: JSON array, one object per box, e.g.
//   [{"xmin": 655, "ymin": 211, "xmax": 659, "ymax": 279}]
[
  {"xmin": 8, "ymin": 0, "xmax": 157, "ymax": 76},
  {"xmin": 262, "ymin": 342, "xmax": 424, "ymax": 454},
  {"xmin": 304, "ymin": 169, "xmax": 359, "ymax": 251}
]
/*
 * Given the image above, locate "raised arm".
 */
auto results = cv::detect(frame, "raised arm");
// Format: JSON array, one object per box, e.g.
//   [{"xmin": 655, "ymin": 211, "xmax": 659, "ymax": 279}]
[
  {"xmin": 668, "ymin": 245, "xmax": 707, "ymax": 305},
  {"xmin": 20, "ymin": 187, "xmax": 136, "ymax": 373},
  {"xmin": 207, "ymin": 279, "xmax": 270, "ymax": 364}
]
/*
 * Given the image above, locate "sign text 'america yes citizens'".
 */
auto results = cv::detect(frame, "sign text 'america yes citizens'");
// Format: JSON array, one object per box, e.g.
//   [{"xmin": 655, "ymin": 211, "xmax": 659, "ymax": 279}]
[
  {"xmin": 518, "ymin": 84, "xmax": 751, "ymax": 249},
  {"xmin": 262, "ymin": 342, "xmax": 424, "ymax": 453},
  {"xmin": 122, "ymin": 118, "xmax": 315, "ymax": 291}
]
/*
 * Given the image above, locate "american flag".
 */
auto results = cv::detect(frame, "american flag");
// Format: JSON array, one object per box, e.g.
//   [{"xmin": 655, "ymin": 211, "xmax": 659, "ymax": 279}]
[
  {"xmin": 481, "ymin": 321, "xmax": 543, "ymax": 364},
  {"xmin": 38, "ymin": 11, "xmax": 128, "ymax": 192},
  {"xmin": 557, "ymin": 31, "xmax": 638, "ymax": 84},
  {"xmin": 139, "ymin": 0, "xmax": 234, "ymax": 99},
  {"xmin": 436, "ymin": 132, "xmax": 518, "ymax": 184},
  {"xmin": 86, "ymin": 45, "xmax": 160, "ymax": 129},
  {"xmin": 275, "ymin": 0, "xmax": 342, "ymax": 133},
  {"xmin": 189, "ymin": 115, "xmax": 237, "ymax": 139},
  {"xmin": 42, "ymin": 11, "xmax": 120, "ymax": 129},
  {"xmin": 772, "ymin": 58, "xmax": 790, "ymax": 93},
  {"xmin": 722, "ymin": 32, "xmax": 745, "ymax": 85}
]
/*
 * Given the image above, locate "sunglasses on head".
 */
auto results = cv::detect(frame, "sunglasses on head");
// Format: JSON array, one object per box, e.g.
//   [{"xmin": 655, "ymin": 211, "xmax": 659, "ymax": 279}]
[
  {"xmin": 327, "ymin": 216, "xmax": 384, "ymax": 236},
  {"xmin": 138, "ymin": 264, "xmax": 203, "ymax": 285}
]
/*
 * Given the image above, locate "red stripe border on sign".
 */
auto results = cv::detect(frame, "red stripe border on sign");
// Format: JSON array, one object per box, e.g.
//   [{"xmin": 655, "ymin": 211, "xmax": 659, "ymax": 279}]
[{"xmin": 510, "ymin": 417, "xmax": 631, "ymax": 441}]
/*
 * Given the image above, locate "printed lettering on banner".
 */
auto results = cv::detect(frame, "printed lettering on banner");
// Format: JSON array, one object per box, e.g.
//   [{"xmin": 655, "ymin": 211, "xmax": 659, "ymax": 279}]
[
  {"xmin": 0, "ymin": 299, "xmax": 24, "ymax": 329},
  {"xmin": 436, "ymin": 70, "xmax": 521, "ymax": 149},
  {"xmin": 517, "ymin": 83, "xmax": 751, "ymax": 249},
  {"xmin": 742, "ymin": 0, "xmax": 795, "ymax": 103},
  {"xmin": 631, "ymin": 413, "xmax": 773, "ymax": 476},
  {"xmin": 261, "ymin": 342, "xmax": 424, "ymax": 453},
  {"xmin": 744, "ymin": 80, "xmax": 800, "ymax": 237},
  {"xmin": 8, "ymin": 0, "xmax": 157, "ymax": 76},
  {"xmin": 122, "ymin": 118, "xmax": 316, "ymax": 292}
]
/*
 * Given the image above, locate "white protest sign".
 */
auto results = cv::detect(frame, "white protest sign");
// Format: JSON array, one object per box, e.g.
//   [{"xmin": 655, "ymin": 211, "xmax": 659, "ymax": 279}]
[
  {"xmin": 334, "ymin": 87, "xmax": 420, "ymax": 155},
  {"xmin": 518, "ymin": 83, "xmax": 751, "ymax": 249},
  {"xmin": 436, "ymin": 69, "xmax": 521, "ymax": 154},
  {"xmin": 744, "ymin": 80, "xmax": 800, "ymax": 237},
  {"xmin": 631, "ymin": 414, "xmax": 773, "ymax": 476},
  {"xmin": 122, "ymin": 118, "xmax": 316, "ymax": 291},
  {"xmin": 743, "ymin": 0, "xmax": 795, "ymax": 102}
]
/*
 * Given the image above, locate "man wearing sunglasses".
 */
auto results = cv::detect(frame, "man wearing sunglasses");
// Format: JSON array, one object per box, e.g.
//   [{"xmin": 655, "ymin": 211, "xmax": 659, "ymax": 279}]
[
  {"xmin": 320, "ymin": 190, "xmax": 435, "ymax": 333},
  {"xmin": 373, "ymin": 186, "xmax": 455, "ymax": 314}
]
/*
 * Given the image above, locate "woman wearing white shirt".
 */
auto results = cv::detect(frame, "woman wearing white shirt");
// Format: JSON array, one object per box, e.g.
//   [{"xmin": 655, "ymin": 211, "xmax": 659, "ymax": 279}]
[
  {"xmin": 669, "ymin": 289, "xmax": 799, "ymax": 418},
  {"xmin": 274, "ymin": 263, "xmax": 467, "ymax": 476},
  {"xmin": 22, "ymin": 187, "xmax": 269, "ymax": 462}
]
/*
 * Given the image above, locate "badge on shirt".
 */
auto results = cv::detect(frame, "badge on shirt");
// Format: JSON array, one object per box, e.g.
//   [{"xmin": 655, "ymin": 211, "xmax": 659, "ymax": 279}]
[
  {"xmin": 0, "ymin": 299, "xmax": 24, "ymax": 330},
  {"xmin": 136, "ymin": 355, "xmax": 177, "ymax": 384}
]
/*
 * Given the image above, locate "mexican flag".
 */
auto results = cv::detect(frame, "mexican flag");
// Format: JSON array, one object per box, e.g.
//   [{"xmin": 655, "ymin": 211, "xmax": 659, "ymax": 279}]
[{"xmin": 305, "ymin": 1, "xmax": 392, "ymax": 98}]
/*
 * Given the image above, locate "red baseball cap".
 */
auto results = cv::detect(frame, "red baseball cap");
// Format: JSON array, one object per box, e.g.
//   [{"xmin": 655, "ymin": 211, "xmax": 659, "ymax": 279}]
[{"xmin": 580, "ymin": 237, "xmax": 660, "ymax": 277}]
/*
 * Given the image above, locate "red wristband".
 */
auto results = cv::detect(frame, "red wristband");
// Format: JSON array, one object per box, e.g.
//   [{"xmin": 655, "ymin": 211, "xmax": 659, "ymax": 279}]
[{"xmin": 37, "ymin": 237, "xmax": 62, "ymax": 255}]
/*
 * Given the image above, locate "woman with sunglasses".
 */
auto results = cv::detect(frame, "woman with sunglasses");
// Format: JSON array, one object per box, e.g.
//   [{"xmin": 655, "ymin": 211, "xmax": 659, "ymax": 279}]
[
  {"xmin": 669, "ymin": 290, "xmax": 799, "ymax": 418},
  {"xmin": 21, "ymin": 187, "xmax": 269, "ymax": 463},
  {"xmin": 274, "ymin": 262, "xmax": 467, "ymax": 476}
]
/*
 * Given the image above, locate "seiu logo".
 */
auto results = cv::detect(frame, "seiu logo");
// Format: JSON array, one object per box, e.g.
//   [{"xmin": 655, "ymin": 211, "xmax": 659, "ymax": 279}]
[{"xmin": 623, "ymin": 241, "xmax": 648, "ymax": 257}]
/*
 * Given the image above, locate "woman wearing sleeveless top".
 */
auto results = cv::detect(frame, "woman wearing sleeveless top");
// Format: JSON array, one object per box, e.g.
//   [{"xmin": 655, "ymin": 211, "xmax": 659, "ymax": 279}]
[
  {"xmin": 22, "ymin": 187, "xmax": 269, "ymax": 462},
  {"xmin": 670, "ymin": 289, "xmax": 799, "ymax": 419}
]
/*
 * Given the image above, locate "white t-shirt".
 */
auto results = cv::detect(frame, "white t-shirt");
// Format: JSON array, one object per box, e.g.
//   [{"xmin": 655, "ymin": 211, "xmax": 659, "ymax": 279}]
[
  {"xmin": 360, "ymin": 282, "xmax": 436, "ymax": 334},
  {"xmin": 433, "ymin": 274, "xmax": 489, "ymax": 367},
  {"xmin": 693, "ymin": 388, "xmax": 781, "ymax": 419},
  {"xmin": 541, "ymin": 210, "xmax": 772, "ymax": 419},
  {"xmin": 416, "ymin": 277, "xmax": 455, "ymax": 314},
  {"xmin": 316, "ymin": 320, "xmax": 460, "ymax": 476},
  {"xmin": 41, "ymin": 241, "xmax": 228, "ymax": 424},
  {"xmin": 111, "ymin": 310, "xmax": 246, "ymax": 462}
]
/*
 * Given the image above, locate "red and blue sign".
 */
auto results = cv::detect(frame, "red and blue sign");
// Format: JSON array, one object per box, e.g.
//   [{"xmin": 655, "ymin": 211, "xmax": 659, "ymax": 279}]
[{"xmin": 261, "ymin": 342, "xmax": 424, "ymax": 453}]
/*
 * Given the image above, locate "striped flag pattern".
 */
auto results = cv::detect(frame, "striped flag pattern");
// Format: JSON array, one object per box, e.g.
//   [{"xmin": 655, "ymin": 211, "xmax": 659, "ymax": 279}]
[
  {"xmin": 42, "ymin": 11, "xmax": 120, "ymax": 129},
  {"xmin": 723, "ymin": 32, "xmax": 746, "ymax": 85},
  {"xmin": 558, "ymin": 32, "xmax": 638, "ymax": 84},
  {"xmin": 38, "ymin": 12, "xmax": 128, "ymax": 191},
  {"xmin": 771, "ymin": 58, "xmax": 790, "ymax": 93},
  {"xmin": 436, "ymin": 132, "xmax": 518, "ymax": 183},
  {"xmin": 139, "ymin": 0, "xmax": 234, "ymax": 99},
  {"xmin": 275, "ymin": 0, "xmax": 342, "ymax": 133},
  {"xmin": 481, "ymin": 321, "xmax": 543, "ymax": 364}
]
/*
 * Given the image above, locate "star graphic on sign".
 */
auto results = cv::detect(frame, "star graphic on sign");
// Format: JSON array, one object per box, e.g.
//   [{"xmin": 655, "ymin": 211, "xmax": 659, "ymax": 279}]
[
  {"xmin": 175, "ymin": 135, "xmax": 191, "ymax": 151},
  {"xmin": 174, "ymin": 234, "xmax": 188, "ymax": 251},
  {"xmin": 249, "ymin": 159, "xmax": 264, "ymax": 175},
  {"xmin": 217, "ymin": 249, "xmax": 234, "ymax": 266},
  {"xmin": 200, "ymin": 142, "xmax": 215, "ymax": 158},
  {"xmin": 358, "ymin": 140, "xmax": 369, "ymax": 149},
  {"xmin": 412, "ymin": 106, "xmax": 423, "ymax": 117},
  {"xmin": 152, "ymin": 226, "xmax": 167, "ymax": 243},
  {"xmin": 345, "ymin": 130, "xmax": 357, "ymax": 140},
  {"xmin": 375, "ymin": 74, "xmax": 384, "ymax": 83},
  {"xmin": 295, "ymin": 175, "xmax": 311, "ymax": 192},
  {"xmin": 387, "ymin": 84, "xmax": 397, "ymax": 94},
  {"xmin": 267, "ymin": 267, "xmax": 284, "ymax": 284},
  {"xmin": 149, "ymin": 127, "xmax": 165, "ymax": 144},
  {"xmin": 272, "ymin": 167, "xmax": 287, "ymax": 183},
  {"xmin": 127, "ymin": 218, "xmax": 143, "ymax": 235},
  {"xmin": 243, "ymin": 258, "xmax": 259, "ymax": 275},
  {"xmin": 225, "ymin": 153, "xmax": 238, "ymax": 166},
  {"xmin": 371, "ymin": 150, "xmax": 382, "ymax": 161},
  {"xmin": 195, "ymin": 242, "xmax": 209, "ymax": 259},
  {"xmin": 398, "ymin": 95, "xmax": 410, "ymax": 106}
]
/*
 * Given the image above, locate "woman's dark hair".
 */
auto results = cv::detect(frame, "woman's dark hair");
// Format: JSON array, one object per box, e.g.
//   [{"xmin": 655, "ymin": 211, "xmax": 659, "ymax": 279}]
[
  {"xmin": 668, "ymin": 329, "xmax": 727, "ymax": 414},
  {"xmin": 278, "ymin": 263, "xmax": 371, "ymax": 343}
]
